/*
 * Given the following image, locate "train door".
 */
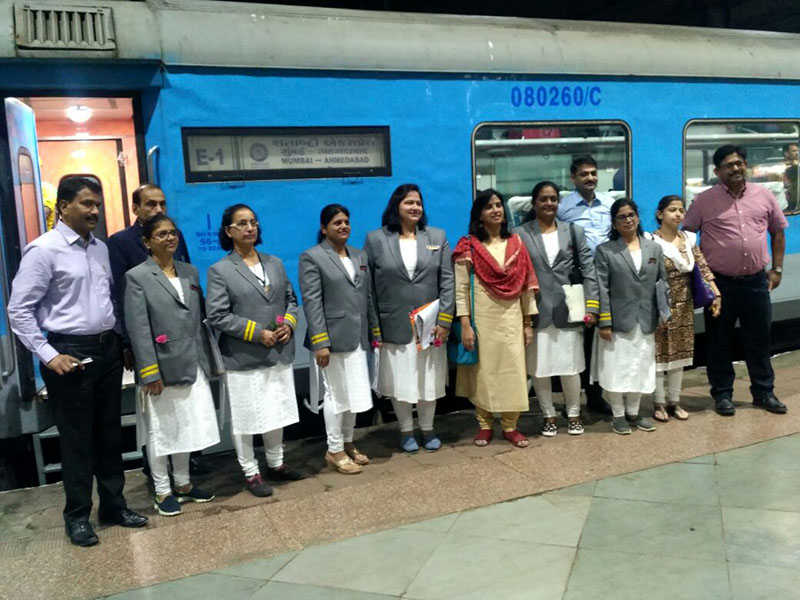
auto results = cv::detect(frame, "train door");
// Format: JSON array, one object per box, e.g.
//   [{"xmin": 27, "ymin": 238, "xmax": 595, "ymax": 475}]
[{"xmin": 0, "ymin": 98, "xmax": 47, "ymax": 451}]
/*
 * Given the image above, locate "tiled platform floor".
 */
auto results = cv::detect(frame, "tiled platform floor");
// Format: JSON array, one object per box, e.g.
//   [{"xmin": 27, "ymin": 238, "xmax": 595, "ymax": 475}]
[
  {"xmin": 2, "ymin": 352, "xmax": 800, "ymax": 599},
  {"xmin": 107, "ymin": 433, "xmax": 800, "ymax": 600}
]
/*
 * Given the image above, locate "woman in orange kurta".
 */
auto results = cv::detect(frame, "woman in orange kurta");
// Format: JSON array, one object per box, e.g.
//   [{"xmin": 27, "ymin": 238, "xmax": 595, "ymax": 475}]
[{"xmin": 453, "ymin": 189, "xmax": 538, "ymax": 448}]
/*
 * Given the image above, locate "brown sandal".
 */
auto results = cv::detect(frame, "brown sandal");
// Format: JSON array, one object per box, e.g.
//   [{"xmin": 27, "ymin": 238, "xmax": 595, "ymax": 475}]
[
  {"xmin": 473, "ymin": 429, "xmax": 493, "ymax": 447},
  {"xmin": 653, "ymin": 406, "xmax": 669, "ymax": 422},
  {"xmin": 503, "ymin": 430, "xmax": 529, "ymax": 448},
  {"xmin": 668, "ymin": 405, "xmax": 689, "ymax": 420}
]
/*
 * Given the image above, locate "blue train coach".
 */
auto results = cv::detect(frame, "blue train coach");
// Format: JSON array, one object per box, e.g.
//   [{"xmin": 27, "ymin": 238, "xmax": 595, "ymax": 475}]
[{"xmin": 1, "ymin": 0, "xmax": 799, "ymax": 486}]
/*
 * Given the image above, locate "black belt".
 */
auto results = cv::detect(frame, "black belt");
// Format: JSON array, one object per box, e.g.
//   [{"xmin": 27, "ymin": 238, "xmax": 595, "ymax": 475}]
[
  {"xmin": 47, "ymin": 330, "xmax": 116, "ymax": 345},
  {"xmin": 712, "ymin": 270, "xmax": 765, "ymax": 283}
]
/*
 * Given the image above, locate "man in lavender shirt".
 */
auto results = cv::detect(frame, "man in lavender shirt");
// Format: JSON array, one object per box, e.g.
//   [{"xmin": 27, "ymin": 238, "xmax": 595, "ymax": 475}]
[
  {"xmin": 684, "ymin": 145, "xmax": 788, "ymax": 417},
  {"xmin": 8, "ymin": 176, "xmax": 147, "ymax": 546}
]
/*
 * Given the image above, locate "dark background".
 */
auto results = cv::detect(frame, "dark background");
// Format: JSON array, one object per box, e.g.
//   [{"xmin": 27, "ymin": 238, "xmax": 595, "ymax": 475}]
[{"xmin": 218, "ymin": 0, "xmax": 800, "ymax": 34}]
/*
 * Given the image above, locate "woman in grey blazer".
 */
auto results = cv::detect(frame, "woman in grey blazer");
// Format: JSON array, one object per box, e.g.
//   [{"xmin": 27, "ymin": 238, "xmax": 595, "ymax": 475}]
[
  {"xmin": 299, "ymin": 204, "xmax": 381, "ymax": 475},
  {"xmin": 592, "ymin": 199, "xmax": 667, "ymax": 435},
  {"xmin": 365, "ymin": 184, "xmax": 454, "ymax": 453},
  {"xmin": 206, "ymin": 204, "xmax": 306, "ymax": 499},
  {"xmin": 515, "ymin": 181, "xmax": 599, "ymax": 437},
  {"xmin": 125, "ymin": 215, "xmax": 219, "ymax": 516}
]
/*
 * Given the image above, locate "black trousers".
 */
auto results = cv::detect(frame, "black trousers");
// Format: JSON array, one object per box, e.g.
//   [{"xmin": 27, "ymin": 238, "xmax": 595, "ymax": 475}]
[
  {"xmin": 40, "ymin": 332, "xmax": 127, "ymax": 525},
  {"xmin": 704, "ymin": 271, "xmax": 775, "ymax": 400},
  {"xmin": 581, "ymin": 327, "xmax": 603, "ymax": 405}
]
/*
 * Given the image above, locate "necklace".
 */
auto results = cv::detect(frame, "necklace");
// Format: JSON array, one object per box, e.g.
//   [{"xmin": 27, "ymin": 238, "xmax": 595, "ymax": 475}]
[{"xmin": 160, "ymin": 263, "xmax": 176, "ymax": 276}]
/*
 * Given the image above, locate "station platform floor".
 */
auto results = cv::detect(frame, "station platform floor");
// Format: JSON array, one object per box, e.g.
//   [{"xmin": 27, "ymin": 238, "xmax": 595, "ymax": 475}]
[{"xmin": 2, "ymin": 351, "xmax": 800, "ymax": 599}]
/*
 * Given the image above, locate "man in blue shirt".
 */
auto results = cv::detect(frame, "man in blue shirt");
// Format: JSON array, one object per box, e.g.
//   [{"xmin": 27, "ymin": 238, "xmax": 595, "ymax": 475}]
[
  {"xmin": 556, "ymin": 156, "xmax": 616, "ymax": 414},
  {"xmin": 557, "ymin": 155, "xmax": 615, "ymax": 253}
]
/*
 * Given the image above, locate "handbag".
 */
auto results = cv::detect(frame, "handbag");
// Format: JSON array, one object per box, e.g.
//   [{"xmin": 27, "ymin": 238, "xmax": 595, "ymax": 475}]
[
  {"xmin": 448, "ymin": 269, "xmax": 478, "ymax": 365},
  {"xmin": 563, "ymin": 223, "xmax": 586, "ymax": 322},
  {"xmin": 655, "ymin": 279, "xmax": 672, "ymax": 326},
  {"xmin": 691, "ymin": 263, "xmax": 716, "ymax": 309}
]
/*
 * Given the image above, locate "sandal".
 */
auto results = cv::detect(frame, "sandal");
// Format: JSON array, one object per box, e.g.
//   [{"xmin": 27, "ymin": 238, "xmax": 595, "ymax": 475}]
[
  {"xmin": 325, "ymin": 451, "xmax": 362, "ymax": 475},
  {"xmin": 503, "ymin": 430, "xmax": 529, "ymax": 448},
  {"xmin": 668, "ymin": 404, "xmax": 689, "ymax": 420},
  {"xmin": 473, "ymin": 429, "xmax": 493, "ymax": 447},
  {"xmin": 653, "ymin": 406, "xmax": 669, "ymax": 422},
  {"xmin": 343, "ymin": 443, "xmax": 370, "ymax": 465}
]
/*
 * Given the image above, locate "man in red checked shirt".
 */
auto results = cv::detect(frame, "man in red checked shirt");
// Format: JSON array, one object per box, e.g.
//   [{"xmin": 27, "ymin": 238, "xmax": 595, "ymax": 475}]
[{"xmin": 684, "ymin": 144, "xmax": 788, "ymax": 417}]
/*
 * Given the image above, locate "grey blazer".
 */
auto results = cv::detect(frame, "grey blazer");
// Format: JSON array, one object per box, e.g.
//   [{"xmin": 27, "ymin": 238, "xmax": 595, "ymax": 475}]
[
  {"xmin": 124, "ymin": 258, "xmax": 212, "ymax": 385},
  {"xmin": 206, "ymin": 251, "xmax": 299, "ymax": 371},
  {"xmin": 299, "ymin": 240, "xmax": 380, "ymax": 353},
  {"xmin": 364, "ymin": 226, "xmax": 455, "ymax": 344},
  {"xmin": 595, "ymin": 236, "xmax": 667, "ymax": 334},
  {"xmin": 515, "ymin": 220, "xmax": 599, "ymax": 329}
]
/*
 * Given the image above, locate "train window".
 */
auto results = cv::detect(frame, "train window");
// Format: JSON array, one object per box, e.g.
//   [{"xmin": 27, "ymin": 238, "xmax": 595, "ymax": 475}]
[
  {"xmin": 684, "ymin": 120, "xmax": 800, "ymax": 215},
  {"xmin": 182, "ymin": 126, "xmax": 392, "ymax": 182},
  {"xmin": 17, "ymin": 150, "xmax": 42, "ymax": 242},
  {"xmin": 472, "ymin": 121, "xmax": 631, "ymax": 226}
]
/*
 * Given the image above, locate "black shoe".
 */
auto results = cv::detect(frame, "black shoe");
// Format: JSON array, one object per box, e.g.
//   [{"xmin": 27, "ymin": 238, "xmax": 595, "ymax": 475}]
[
  {"xmin": 714, "ymin": 396, "xmax": 736, "ymax": 416},
  {"xmin": 587, "ymin": 397, "xmax": 613, "ymax": 416},
  {"xmin": 66, "ymin": 520, "xmax": 99, "ymax": 547},
  {"xmin": 189, "ymin": 456, "xmax": 212, "ymax": 476},
  {"xmin": 753, "ymin": 394, "xmax": 787, "ymax": 414},
  {"xmin": 98, "ymin": 508, "xmax": 149, "ymax": 528},
  {"xmin": 266, "ymin": 464, "xmax": 308, "ymax": 481}
]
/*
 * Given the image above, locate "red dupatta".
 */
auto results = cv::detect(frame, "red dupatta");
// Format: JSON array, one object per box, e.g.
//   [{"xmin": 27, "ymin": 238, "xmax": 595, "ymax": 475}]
[{"xmin": 452, "ymin": 234, "xmax": 538, "ymax": 300}]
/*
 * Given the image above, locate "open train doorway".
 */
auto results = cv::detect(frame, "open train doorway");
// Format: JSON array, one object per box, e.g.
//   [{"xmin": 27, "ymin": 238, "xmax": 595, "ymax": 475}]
[{"xmin": 22, "ymin": 96, "xmax": 142, "ymax": 241}]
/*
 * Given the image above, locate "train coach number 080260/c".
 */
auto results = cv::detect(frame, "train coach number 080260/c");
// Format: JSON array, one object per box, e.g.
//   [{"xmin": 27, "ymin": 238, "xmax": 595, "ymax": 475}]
[{"xmin": 510, "ymin": 86, "xmax": 602, "ymax": 108}]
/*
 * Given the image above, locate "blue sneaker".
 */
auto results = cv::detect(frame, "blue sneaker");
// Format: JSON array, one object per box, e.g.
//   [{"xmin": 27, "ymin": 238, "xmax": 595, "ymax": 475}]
[
  {"xmin": 400, "ymin": 434, "xmax": 419, "ymax": 453},
  {"xmin": 422, "ymin": 432, "xmax": 441, "ymax": 452},
  {"xmin": 154, "ymin": 494, "xmax": 182, "ymax": 516},
  {"xmin": 174, "ymin": 486, "xmax": 215, "ymax": 503}
]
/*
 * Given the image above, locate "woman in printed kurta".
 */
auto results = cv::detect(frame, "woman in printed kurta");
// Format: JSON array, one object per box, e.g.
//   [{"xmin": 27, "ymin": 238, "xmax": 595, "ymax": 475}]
[
  {"xmin": 651, "ymin": 195, "xmax": 721, "ymax": 422},
  {"xmin": 454, "ymin": 189, "xmax": 539, "ymax": 448}
]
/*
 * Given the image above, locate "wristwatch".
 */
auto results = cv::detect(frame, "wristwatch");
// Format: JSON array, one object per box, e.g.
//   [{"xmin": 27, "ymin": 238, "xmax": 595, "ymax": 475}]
[{"xmin": 773, "ymin": 266, "xmax": 783, "ymax": 274}]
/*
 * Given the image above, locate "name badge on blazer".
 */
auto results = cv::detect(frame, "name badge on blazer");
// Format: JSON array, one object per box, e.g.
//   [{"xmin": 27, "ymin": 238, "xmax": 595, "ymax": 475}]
[
  {"xmin": 426, "ymin": 245, "xmax": 441, "ymax": 251},
  {"xmin": 648, "ymin": 257, "xmax": 657, "ymax": 264},
  {"xmin": 190, "ymin": 284, "xmax": 203, "ymax": 293},
  {"xmin": 360, "ymin": 264, "xmax": 367, "ymax": 271}
]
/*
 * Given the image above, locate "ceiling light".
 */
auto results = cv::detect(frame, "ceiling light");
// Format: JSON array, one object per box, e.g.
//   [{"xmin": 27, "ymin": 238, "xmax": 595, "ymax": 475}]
[{"xmin": 66, "ymin": 105, "xmax": 92, "ymax": 123}]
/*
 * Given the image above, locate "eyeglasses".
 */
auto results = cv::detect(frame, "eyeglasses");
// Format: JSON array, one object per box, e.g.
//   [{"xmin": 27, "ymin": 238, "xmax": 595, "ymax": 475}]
[
  {"xmin": 720, "ymin": 160, "xmax": 745, "ymax": 170},
  {"xmin": 152, "ymin": 229, "xmax": 179, "ymax": 240},
  {"xmin": 615, "ymin": 213, "xmax": 637, "ymax": 222},
  {"xmin": 228, "ymin": 220, "xmax": 259, "ymax": 230}
]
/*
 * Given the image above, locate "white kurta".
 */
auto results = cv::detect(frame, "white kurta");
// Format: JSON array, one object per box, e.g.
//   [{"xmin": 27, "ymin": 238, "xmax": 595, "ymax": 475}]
[
  {"xmin": 526, "ymin": 324, "xmax": 584, "ymax": 377},
  {"xmin": 225, "ymin": 362, "xmax": 299, "ymax": 435},
  {"xmin": 377, "ymin": 342, "xmax": 447, "ymax": 403},
  {"xmin": 321, "ymin": 346, "xmax": 373, "ymax": 414},
  {"xmin": 142, "ymin": 367, "xmax": 220, "ymax": 457},
  {"xmin": 591, "ymin": 326, "xmax": 656, "ymax": 394}
]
